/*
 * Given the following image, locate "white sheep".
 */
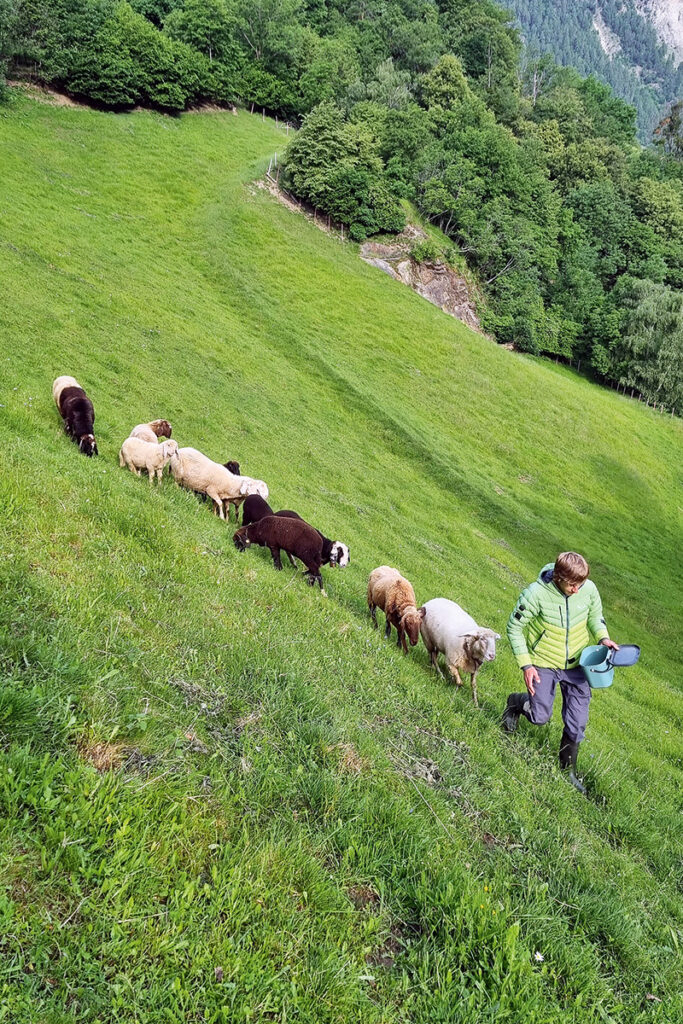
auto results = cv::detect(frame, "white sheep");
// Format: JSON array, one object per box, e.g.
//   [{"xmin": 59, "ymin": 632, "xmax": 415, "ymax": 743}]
[
  {"xmin": 169, "ymin": 447, "xmax": 268, "ymax": 520},
  {"xmin": 129, "ymin": 419, "xmax": 173, "ymax": 443},
  {"xmin": 119, "ymin": 437, "xmax": 179, "ymax": 484},
  {"xmin": 420, "ymin": 598, "xmax": 500, "ymax": 707}
]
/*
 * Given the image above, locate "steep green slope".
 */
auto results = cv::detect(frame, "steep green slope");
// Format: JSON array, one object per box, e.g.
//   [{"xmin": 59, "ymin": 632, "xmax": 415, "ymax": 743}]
[{"xmin": 0, "ymin": 92, "xmax": 681, "ymax": 1024}]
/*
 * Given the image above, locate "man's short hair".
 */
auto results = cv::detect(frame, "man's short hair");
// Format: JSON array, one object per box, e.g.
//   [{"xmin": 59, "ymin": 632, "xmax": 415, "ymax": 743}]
[{"xmin": 554, "ymin": 551, "xmax": 590, "ymax": 585}]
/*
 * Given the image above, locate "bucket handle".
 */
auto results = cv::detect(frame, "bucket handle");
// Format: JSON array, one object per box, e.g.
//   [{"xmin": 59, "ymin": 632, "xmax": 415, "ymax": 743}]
[{"xmin": 590, "ymin": 660, "xmax": 612, "ymax": 673}]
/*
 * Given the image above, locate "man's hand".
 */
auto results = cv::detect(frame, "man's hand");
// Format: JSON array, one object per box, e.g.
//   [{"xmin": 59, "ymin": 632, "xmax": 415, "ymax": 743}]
[
  {"xmin": 523, "ymin": 665, "xmax": 540, "ymax": 696},
  {"xmin": 600, "ymin": 638, "xmax": 620, "ymax": 651}
]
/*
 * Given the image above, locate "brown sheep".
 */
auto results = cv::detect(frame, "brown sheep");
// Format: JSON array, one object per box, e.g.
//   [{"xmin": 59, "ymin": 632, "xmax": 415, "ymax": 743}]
[
  {"xmin": 367, "ymin": 566, "xmax": 425, "ymax": 654},
  {"xmin": 233, "ymin": 516, "xmax": 326, "ymax": 593}
]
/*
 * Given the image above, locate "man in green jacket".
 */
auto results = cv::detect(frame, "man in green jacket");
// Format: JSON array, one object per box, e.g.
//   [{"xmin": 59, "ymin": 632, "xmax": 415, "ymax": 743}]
[{"xmin": 502, "ymin": 551, "xmax": 619, "ymax": 793}]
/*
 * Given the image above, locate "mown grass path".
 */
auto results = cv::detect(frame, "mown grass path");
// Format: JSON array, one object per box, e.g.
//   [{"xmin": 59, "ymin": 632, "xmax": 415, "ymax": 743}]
[{"xmin": 0, "ymin": 92, "xmax": 681, "ymax": 1023}]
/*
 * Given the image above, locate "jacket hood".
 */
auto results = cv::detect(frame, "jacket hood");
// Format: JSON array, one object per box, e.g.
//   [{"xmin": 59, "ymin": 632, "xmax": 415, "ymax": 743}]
[{"xmin": 538, "ymin": 563, "xmax": 555, "ymax": 585}]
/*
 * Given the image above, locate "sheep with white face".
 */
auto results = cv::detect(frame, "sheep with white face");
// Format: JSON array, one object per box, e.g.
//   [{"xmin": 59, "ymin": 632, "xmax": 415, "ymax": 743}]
[{"xmin": 420, "ymin": 598, "xmax": 500, "ymax": 707}]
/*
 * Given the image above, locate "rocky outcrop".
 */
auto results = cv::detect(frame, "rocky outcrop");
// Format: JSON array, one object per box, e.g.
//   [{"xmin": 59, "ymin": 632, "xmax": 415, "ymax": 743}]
[
  {"xmin": 635, "ymin": 1, "xmax": 683, "ymax": 65},
  {"xmin": 360, "ymin": 228, "xmax": 482, "ymax": 332},
  {"xmin": 593, "ymin": 9, "xmax": 622, "ymax": 59}
]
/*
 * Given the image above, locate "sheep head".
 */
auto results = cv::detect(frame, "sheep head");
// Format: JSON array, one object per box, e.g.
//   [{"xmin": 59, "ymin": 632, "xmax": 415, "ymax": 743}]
[
  {"xmin": 329, "ymin": 541, "xmax": 350, "ymax": 568},
  {"xmin": 151, "ymin": 419, "xmax": 172, "ymax": 438},
  {"xmin": 161, "ymin": 440, "xmax": 179, "ymax": 458},
  {"xmin": 465, "ymin": 629, "xmax": 501, "ymax": 664},
  {"xmin": 168, "ymin": 451, "xmax": 181, "ymax": 477},
  {"xmin": 79, "ymin": 434, "xmax": 98, "ymax": 457},
  {"xmin": 233, "ymin": 527, "xmax": 250, "ymax": 551},
  {"xmin": 224, "ymin": 461, "xmax": 240, "ymax": 475},
  {"xmin": 401, "ymin": 606, "xmax": 426, "ymax": 647}
]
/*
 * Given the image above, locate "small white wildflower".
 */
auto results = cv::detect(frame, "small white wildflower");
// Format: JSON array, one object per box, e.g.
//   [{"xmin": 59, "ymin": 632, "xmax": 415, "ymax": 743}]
[{"xmin": 534, "ymin": 952, "xmax": 544, "ymax": 962}]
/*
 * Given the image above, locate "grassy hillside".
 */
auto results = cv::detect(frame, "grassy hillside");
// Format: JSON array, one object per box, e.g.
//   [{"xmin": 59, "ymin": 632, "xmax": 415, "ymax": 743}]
[{"xmin": 0, "ymin": 89, "xmax": 681, "ymax": 1024}]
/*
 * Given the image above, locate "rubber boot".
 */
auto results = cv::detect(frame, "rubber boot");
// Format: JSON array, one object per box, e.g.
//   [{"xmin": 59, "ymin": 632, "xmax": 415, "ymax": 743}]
[
  {"xmin": 501, "ymin": 692, "xmax": 528, "ymax": 734},
  {"xmin": 559, "ymin": 730, "xmax": 587, "ymax": 795}
]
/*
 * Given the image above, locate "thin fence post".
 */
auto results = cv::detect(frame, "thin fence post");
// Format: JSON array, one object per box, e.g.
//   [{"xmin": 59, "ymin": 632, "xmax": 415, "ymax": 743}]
[
  {"xmin": 262, "ymin": 109, "xmax": 265, "ymax": 121},
  {"xmin": 251, "ymin": 102, "xmax": 254, "ymax": 114}
]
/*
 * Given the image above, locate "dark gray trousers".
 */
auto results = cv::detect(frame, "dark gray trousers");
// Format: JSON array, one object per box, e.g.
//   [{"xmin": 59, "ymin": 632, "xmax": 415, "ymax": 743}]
[{"xmin": 524, "ymin": 667, "xmax": 591, "ymax": 743}]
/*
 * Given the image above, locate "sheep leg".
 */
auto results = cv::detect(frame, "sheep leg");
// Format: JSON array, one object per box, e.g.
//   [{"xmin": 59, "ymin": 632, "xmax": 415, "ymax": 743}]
[
  {"xmin": 399, "ymin": 626, "xmax": 408, "ymax": 655},
  {"xmin": 384, "ymin": 617, "xmax": 391, "ymax": 640},
  {"xmin": 369, "ymin": 604, "xmax": 378, "ymax": 628},
  {"xmin": 430, "ymin": 650, "xmax": 446, "ymax": 679},
  {"xmin": 470, "ymin": 671, "xmax": 479, "ymax": 708},
  {"xmin": 270, "ymin": 547, "xmax": 283, "ymax": 570},
  {"xmin": 451, "ymin": 666, "xmax": 464, "ymax": 688}
]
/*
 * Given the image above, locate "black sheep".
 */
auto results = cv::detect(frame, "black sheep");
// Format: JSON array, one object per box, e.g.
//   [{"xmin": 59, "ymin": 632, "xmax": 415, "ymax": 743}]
[
  {"xmin": 233, "ymin": 515, "xmax": 326, "ymax": 592},
  {"xmin": 241, "ymin": 493, "xmax": 273, "ymax": 527},
  {"xmin": 54, "ymin": 378, "xmax": 98, "ymax": 457},
  {"xmin": 275, "ymin": 511, "xmax": 349, "ymax": 568}
]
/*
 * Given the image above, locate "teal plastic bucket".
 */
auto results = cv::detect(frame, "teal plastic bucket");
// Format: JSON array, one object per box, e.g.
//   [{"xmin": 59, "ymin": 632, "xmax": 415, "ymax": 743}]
[{"xmin": 579, "ymin": 645, "xmax": 614, "ymax": 689}]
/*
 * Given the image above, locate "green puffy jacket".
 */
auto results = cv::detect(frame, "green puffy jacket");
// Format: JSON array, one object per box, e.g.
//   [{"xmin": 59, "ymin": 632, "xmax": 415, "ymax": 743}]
[{"xmin": 507, "ymin": 563, "xmax": 610, "ymax": 670}]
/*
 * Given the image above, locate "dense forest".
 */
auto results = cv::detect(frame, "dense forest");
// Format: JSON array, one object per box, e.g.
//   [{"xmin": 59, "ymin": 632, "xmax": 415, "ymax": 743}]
[
  {"xmin": 507, "ymin": 0, "xmax": 683, "ymax": 143},
  {"xmin": 1, "ymin": 0, "xmax": 682, "ymax": 412}
]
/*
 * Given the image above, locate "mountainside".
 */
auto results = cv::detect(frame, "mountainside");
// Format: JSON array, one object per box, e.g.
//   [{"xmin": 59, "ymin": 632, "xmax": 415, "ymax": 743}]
[
  {"xmin": 1, "ymin": 92, "xmax": 682, "ymax": 1023},
  {"xmin": 508, "ymin": 0, "xmax": 683, "ymax": 139},
  {"xmin": 636, "ymin": 0, "xmax": 683, "ymax": 63}
]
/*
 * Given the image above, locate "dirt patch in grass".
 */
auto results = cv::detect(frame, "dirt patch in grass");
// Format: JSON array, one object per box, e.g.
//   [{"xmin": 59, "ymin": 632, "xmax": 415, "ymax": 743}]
[
  {"xmin": 366, "ymin": 924, "xmax": 404, "ymax": 970},
  {"xmin": 329, "ymin": 741, "xmax": 365, "ymax": 774},
  {"xmin": 187, "ymin": 102, "xmax": 238, "ymax": 115},
  {"xmin": 348, "ymin": 884, "xmax": 380, "ymax": 909},
  {"xmin": 78, "ymin": 740, "xmax": 126, "ymax": 773},
  {"xmin": 388, "ymin": 725, "xmax": 469, "ymax": 786},
  {"xmin": 8, "ymin": 81, "xmax": 84, "ymax": 107},
  {"xmin": 170, "ymin": 677, "xmax": 226, "ymax": 717},
  {"xmin": 390, "ymin": 748, "xmax": 442, "ymax": 786},
  {"xmin": 122, "ymin": 747, "xmax": 159, "ymax": 776},
  {"xmin": 233, "ymin": 710, "xmax": 262, "ymax": 736},
  {"xmin": 77, "ymin": 737, "xmax": 161, "ymax": 776}
]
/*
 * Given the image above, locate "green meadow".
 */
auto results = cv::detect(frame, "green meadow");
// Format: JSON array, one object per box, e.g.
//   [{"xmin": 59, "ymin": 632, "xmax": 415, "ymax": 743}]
[{"xmin": 0, "ymin": 91, "xmax": 681, "ymax": 1023}]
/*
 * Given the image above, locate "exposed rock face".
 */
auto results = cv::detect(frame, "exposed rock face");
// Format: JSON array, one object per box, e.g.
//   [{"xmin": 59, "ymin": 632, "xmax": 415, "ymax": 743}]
[
  {"xmin": 593, "ymin": 9, "xmax": 622, "ymax": 58},
  {"xmin": 635, "ymin": 1, "xmax": 683, "ymax": 65},
  {"xmin": 360, "ymin": 230, "xmax": 481, "ymax": 332}
]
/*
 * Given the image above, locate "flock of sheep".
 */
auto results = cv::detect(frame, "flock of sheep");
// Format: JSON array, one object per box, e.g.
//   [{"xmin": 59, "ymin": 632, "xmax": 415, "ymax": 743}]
[{"xmin": 53, "ymin": 375, "xmax": 501, "ymax": 705}]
